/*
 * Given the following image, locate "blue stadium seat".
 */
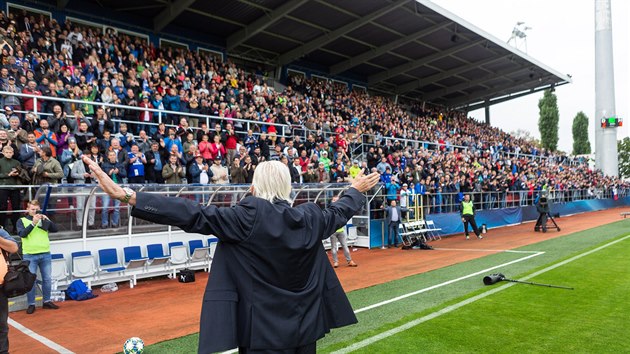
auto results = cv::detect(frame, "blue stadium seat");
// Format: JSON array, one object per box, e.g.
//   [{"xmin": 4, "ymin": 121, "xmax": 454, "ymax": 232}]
[
  {"xmin": 168, "ymin": 242, "xmax": 184, "ymax": 255},
  {"xmin": 189, "ymin": 240, "xmax": 204, "ymax": 255},
  {"xmin": 98, "ymin": 248, "xmax": 126, "ymax": 273},
  {"xmin": 147, "ymin": 244, "xmax": 167, "ymax": 260}
]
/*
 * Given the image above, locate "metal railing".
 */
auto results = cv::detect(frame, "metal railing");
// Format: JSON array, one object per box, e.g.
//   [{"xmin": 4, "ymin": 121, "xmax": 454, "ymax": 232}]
[{"xmin": 1, "ymin": 91, "xmax": 585, "ymax": 166}]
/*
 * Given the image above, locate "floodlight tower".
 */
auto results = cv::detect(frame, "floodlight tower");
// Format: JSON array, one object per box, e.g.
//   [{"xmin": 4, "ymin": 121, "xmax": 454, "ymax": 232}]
[
  {"xmin": 594, "ymin": 0, "xmax": 618, "ymax": 176},
  {"xmin": 507, "ymin": 21, "xmax": 531, "ymax": 53}
]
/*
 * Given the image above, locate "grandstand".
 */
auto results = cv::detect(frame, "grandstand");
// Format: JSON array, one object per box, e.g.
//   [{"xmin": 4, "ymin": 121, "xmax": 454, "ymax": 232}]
[{"xmin": 0, "ymin": 0, "xmax": 628, "ymax": 351}]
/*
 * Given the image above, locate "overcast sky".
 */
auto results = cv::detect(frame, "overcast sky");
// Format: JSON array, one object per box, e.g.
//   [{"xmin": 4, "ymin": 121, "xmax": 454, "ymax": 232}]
[{"xmin": 430, "ymin": 0, "xmax": 629, "ymax": 153}]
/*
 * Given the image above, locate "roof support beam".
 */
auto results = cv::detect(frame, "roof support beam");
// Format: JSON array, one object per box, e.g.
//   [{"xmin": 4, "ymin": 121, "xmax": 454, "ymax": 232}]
[
  {"xmin": 368, "ymin": 39, "xmax": 485, "ymax": 84},
  {"xmin": 395, "ymin": 54, "xmax": 510, "ymax": 94},
  {"xmin": 329, "ymin": 21, "xmax": 450, "ymax": 75},
  {"xmin": 422, "ymin": 64, "xmax": 530, "ymax": 101},
  {"xmin": 276, "ymin": 0, "xmax": 410, "ymax": 66},
  {"xmin": 453, "ymin": 82, "xmax": 569, "ymax": 111},
  {"xmin": 57, "ymin": 0, "xmax": 70, "ymax": 10},
  {"xmin": 446, "ymin": 80, "xmax": 534, "ymax": 108},
  {"xmin": 153, "ymin": 0, "xmax": 197, "ymax": 32},
  {"xmin": 227, "ymin": 0, "xmax": 310, "ymax": 51}
]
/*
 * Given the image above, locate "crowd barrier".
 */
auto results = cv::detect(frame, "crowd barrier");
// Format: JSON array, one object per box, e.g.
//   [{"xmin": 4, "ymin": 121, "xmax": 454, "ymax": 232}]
[{"xmin": 367, "ymin": 195, "xmax": 630, "ymax": 247}]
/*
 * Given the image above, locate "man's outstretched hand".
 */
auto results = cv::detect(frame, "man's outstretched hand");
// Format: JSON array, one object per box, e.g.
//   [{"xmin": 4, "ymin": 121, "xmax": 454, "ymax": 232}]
[
  {"xmin": 350, "ymin": 170, "xmax": 381, "ymax": 193},
  {"xmin": 82, "ymin": 155, "xmax": 136, "ymax": 205}
]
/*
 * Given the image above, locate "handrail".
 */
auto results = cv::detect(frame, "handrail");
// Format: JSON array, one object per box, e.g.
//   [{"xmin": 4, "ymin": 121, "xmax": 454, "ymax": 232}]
[{"xmin": 0, "ymin": 90, "xmax": 288, "ymax": 132}]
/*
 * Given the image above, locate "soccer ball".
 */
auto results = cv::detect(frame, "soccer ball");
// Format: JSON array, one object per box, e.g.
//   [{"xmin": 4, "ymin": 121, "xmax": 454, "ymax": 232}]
[{"xmin": 123, "ymin": 337, "xmax": 144, "ymax": 354}]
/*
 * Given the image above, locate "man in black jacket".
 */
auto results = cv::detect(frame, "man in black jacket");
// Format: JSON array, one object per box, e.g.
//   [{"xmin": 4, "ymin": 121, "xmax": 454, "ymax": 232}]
[{"xmin": 84, "ymin": 156, "xmax": 380, "ymax": 353}]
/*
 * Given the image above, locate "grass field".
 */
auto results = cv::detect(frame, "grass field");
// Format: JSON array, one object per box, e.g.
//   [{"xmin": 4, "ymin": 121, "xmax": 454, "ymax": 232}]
[{"xmin": 144, "ymin": 219, "xmax": 630, "ymax": 353}]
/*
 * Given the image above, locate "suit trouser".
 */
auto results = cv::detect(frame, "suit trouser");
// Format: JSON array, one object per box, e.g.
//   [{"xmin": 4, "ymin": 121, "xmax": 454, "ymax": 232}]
[
  {"xmin": 462, "ymin": 215, "xmax": 480, "ymax": 236},
  {"xmin": 239, "ymin": 342, "xmax": 315, "ymax": 354},
  {"xmin": 330, "ymin": 231, "xmax": 352, "ymax": 263},
  {"xmin": 388, "ymin": 221, "xmax": 400, "ymax": 246}
]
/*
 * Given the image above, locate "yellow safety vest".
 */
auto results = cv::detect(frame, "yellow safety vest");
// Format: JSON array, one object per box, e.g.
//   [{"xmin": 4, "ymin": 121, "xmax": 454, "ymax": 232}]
[
  {"xmin": 462, "ymin": 201, "xmax": 474, "ymax": 216},
  {"xmin": 20, "ymin": 217, "xmax": 51, "ymax": 254}
]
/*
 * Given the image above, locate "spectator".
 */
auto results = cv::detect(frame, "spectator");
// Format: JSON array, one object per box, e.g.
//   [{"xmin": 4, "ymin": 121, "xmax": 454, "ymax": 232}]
[
  {"xmin": 34, "ymin": 119, "xmax": 58, "ymax": 158},
  {"xmin": 162, "ymin": 153, "xmax": 185, "ymax": 184},
  {"xmin": 189, "ymin": 153, "xmax": 211, "ymax": 184},
  {"xmin": 115, "ymin": 123, "xmax": 135, "ymax": 152},
  {"xmin": 230, "ymin": 157, "xmax": 247, "ymax": 184},
  {"xmin": 18, "ymin": 132, "xmax": 39, "ymax": 171},
  {"xmin": 59, "ymin": 137, "xmax": 82, "ymax": 182},
  {"xmin": 145, "ymin": 141, "xmax": 164, "ymax": 184},
  {"xmin": 31, "ymin": 146, "xmax": 63, "ymax": 184},
  {"xmin": 101, "ymin": 150, "xmax": 126, "ymax": 228},
  {"xmin": 7, "ymin": 116, "xmax": 27, "ymax": 149},
  {"xmin": 127, "ymin": 145, "xmax": 147, "ymax": 184},
  {"xmin": 0, "ymin": 145, "xmax": 21, "ymax": 231},
  {"xmin": 210, "ymin": 157, "xmax": 229, "ymax": 185},
  {"xmin": 17, "ymin": 200, "xmax": 60, "ymax": 314}
]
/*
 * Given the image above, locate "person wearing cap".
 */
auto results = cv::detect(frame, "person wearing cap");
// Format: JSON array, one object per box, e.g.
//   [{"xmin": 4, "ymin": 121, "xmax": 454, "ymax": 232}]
[
  {"xmin": 85, "ymin": 154, "xmax": 380, "ymax": 353},
  {"xmin": 190, "ymin": 152, "xmax": 211, "ymax": 184},
  {"xmin": 59, "ymin": 136, "xmax": 82, "ymax": 181},
  {"xmin": 210, "ymin": 156, "xmax": 229, "ymax": 187},
  {"xmin": 2, "ymin": 76, "xmax": 21, "ymax": 110},
  {"xmin": 317, "ymin": 162, "xmax": 330, "ymax": 183},
  {"xmin": 319, "ymin": 150, "xmax": 331, "ymax": 172},
  {"xmin": 348, "ymin": 160, "xmax": 362, "ymax": 179}
]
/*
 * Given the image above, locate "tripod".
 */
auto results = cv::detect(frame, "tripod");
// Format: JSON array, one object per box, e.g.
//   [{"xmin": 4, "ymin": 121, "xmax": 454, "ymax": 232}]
[{"xmin": 534, "ymin": 212, "xmax": 560, "ymax": 232}]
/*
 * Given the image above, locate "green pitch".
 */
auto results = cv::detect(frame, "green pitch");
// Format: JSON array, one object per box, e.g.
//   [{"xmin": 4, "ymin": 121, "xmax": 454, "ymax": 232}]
[{"xmin": 143, "ymin": 219, "xmax": 630, "ymax": 353}]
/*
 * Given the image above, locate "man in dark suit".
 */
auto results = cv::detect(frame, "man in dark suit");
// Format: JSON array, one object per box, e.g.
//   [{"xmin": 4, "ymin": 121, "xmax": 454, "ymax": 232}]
[
  {"xmin": 383, "ymin": 200, "xmax": 407, "ymax": 248},
  {"xmin": 83, "ymin": 156, "xmax": 380, "ymax": 354}
]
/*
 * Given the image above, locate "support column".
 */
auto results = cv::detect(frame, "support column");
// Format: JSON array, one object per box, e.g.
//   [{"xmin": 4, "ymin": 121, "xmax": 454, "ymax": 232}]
[
  {"xmin": 594, "ymin": 0, "xmax": 618, "ymax": 176},
  {"xmin": 484, "ymin": 100, "xmax": 490, "ymax": 125}
]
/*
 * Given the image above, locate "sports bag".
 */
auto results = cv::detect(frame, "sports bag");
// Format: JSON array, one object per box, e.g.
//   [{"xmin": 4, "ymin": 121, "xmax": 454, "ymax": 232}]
[
  {"xmin": 177, "ymin": 269, "xmax": 195, "ymax": 283},
  {"xmin": 2, "ymin": 251, "xmax": 36, "ymax": 298}
]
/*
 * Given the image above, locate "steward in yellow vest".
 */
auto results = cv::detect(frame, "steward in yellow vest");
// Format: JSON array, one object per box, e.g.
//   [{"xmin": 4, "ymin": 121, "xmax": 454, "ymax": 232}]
[
  {"xmin": 460, "ymin": 194, "xmax": 482, "ymax": 240},
  {"xmin": 16, "ymin": 200, "xmax": 60, "ymax": 314}
]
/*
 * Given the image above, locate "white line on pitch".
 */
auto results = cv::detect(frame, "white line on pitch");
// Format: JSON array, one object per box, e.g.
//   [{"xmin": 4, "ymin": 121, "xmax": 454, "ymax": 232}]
[
  {"xmin": 8, "ymin": 318, "xmax": 75, "ymax": 353},
  {"xmin": 333, "ymin": 234, "xmax": 630, "ymax": 354},
  {"xmin": 353, "ymin": 251, "xmax": 544, "ymax": 313},
  {"xmin": 433, "ymin": 248, "xmax": 542, "ymax": 254}
]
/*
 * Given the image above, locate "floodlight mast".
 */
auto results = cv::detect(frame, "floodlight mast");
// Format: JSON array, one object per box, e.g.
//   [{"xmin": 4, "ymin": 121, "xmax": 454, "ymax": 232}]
[
  {"xmin": 507, "ymin": 21, "xmax": 531, "ymax": 53},
  {"xmin": 595, "ymin": 0, "xmax": 618, "ymax": 176}
]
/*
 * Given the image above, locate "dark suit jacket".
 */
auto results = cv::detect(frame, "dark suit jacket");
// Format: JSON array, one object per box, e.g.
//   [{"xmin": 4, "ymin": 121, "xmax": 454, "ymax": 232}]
[
  {"xmin": 384, "ymin": 206, "xmax": 406, "ymax": 224},
  {"xmin": 131, "ymin": 188, "xmax": 363, "ymax": 353}
]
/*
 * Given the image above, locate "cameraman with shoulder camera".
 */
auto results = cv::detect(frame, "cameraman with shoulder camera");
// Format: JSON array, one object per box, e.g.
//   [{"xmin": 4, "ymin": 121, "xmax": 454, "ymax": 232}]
[{"xmin": 535, "ymin": 191, "xmax": 550, "ymax": 233}]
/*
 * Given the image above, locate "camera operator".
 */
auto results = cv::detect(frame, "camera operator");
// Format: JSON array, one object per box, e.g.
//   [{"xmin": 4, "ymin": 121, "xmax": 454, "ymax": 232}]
[{"xmin": 535, "ymin": 191, "xmax": 550, "ymax": 233}]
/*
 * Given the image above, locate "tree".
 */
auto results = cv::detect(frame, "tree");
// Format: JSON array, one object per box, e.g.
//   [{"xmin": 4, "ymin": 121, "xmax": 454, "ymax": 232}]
[
  {"xmin": 538, "ymin": 89, "xmax": 559, "ymax": 151},
  {"xmin": 510, "ymin": 129, "xmax": 541, "ymax": 146},
  {"xmin": 617, "ymin": 137, "xmax": 630, "ymax": 178},
  {"xmin": 572, "ymin": 111, "xmax": 591, "ymax": 155}
]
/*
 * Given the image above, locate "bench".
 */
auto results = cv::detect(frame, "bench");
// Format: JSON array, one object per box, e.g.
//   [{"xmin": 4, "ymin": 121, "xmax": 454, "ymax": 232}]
[{"xmin": 621, "ymin": 212, "xmax": 630, "ymax": 218}]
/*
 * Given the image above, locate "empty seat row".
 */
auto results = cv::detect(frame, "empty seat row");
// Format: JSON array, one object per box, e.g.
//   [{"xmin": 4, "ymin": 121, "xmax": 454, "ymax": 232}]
[{"xmin": 51, "ymin": 238, "xmax": 219, "ymax": 290}]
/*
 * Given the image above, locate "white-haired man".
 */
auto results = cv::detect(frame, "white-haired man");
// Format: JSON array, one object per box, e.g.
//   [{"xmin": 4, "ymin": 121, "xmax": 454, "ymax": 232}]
[{"xmin": 84, "ymin": 156, "xmax": 380, "ymax": 354}]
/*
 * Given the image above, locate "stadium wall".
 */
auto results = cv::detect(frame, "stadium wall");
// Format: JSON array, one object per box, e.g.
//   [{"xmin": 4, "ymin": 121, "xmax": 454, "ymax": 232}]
[{"xmin": 369, "ymin": 196, "xmax": 630, "ymax": 247}]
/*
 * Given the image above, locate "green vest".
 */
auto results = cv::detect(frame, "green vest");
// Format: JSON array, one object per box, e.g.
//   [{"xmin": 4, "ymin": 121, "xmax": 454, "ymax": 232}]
[
  {"xmin": 20, "ymin": 217, "xmax": 51, "ymax": 254},
  {"xmin": 336, "ymin": 226, "xmax": 345, "ymax": 233},
  {"xmin": 462, "ymin": 201, "xmax": 474, "ymax": 216}
]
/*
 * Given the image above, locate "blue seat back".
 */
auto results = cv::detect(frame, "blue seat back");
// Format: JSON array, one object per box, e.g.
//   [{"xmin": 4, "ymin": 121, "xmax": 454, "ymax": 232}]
[
  {"xmin": 207, "ymin": 238, "xmax": 218, "ymax": 246},
  {"xmin": 168, "ymin": 241, "xmax": 184, "ymax": 255},
  {"xmin": 98, "ymin": 248, "xmax": 119, "ymax": 267},
  {"xmin": 71, "ymin": 251, "xmax": 91, "ymax": 259},
  {"xmin": 123, "ymin": 246, "xmax": 143, "ymax": 263},
  {"xmin": 147, "ymin": 244, "xmax": 165, "ymax": 259},
  {"xmin": 189, "ymin": 240, "xmax": 204, "ymax": 254},
  {"xmin": 51, "ymin": 253, "xmax": 64, "ymax": 260}
]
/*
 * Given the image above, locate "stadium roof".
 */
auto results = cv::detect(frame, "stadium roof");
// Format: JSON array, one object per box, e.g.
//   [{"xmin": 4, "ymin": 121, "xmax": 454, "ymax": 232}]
[{"xmin": 52, "ymin": 0, "xmax": 571, "ymax": 110}]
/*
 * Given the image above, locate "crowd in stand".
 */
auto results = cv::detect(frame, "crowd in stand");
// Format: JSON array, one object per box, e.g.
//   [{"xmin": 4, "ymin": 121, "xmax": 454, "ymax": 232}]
[{"xmin": 0, "ymin": 9, "xmax": 627, "ymax": 232}]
